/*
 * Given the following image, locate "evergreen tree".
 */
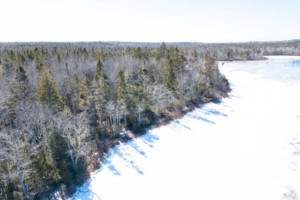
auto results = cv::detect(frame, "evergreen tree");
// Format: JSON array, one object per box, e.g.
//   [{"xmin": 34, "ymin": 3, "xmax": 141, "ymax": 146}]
[
  {"xmin": 12, "ymin": 65, "xmax": 29, "ymax": 98},
  {"xmin": 94, "ymin": 60, "xmax": 104, "ymax": 82},
  {"xmin": 30, "ymin": 145, "xmax": 60, "ymax": 196},
  {"xmin": 192, "ymin": 48, "xmax": 198, "ymax": 61},
  {"xmin": 15, "ymin": 53, "xmax": 26, "ymax": 68},
  {"xmin": 79, "ymin": 80, "xmax": 87, "ymax": 108},
  {"xmin": 93, "ymin": 59, "xmax": 109, "ymax": 93},
  {"xmin": 35, "ymin": 68, "xmax": 63, "ymax": 110},
  {"xmin": 166, "ymin": 62, "xmax": 177, "ymax": 94},
  {"xmin": 160, "ymin": 56, "xmax": 178, "ymax": 94},
  {"xmin": 0, "ymin": 42, "xmax": 233, "ymax": 198},
  {"xmin": 157, "ymin": 42, "xmax": 168, "ymax": 60},
  {"xmin": 15, "ymin": 66, "xmax": 28, "ymax": 83},
  {"xmin": 117, "ymin": 70, "xmax": 126, "ymax": 101},
  {"xmin": 33, "ymin": 54, "xmax": 44, "ymax": 71}
]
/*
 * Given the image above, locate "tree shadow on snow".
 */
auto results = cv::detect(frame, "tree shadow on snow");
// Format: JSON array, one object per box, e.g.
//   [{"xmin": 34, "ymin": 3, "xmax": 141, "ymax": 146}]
[
  {"xmin": 186, "ymin": 113, "xmax": 216, "ymax": 124},
  {"xmin": 282, "ymin": 189, "xmax": 299, "ymax": 200},
  {"xmin": 289, "ymin": 136, "xmax": 300, "ymax": 157},
  {"xmin": 119, "ymin": 132, "xmax": 161, "ymax": 175},
  {"xmin": 101, "ymin": 159, "xmax": 121, "ymax": 176},
  {"xmin": 199, "ymin": 107, "xmax": 228, "ymax": 117},
  {"xmin": 102, "ymin": 138, "xmax": 155, "ymax": 176},
  {"xmin": 228, "ymin": 94, "xmax": 241, "ymax": 99},
  {"xmin": 100, "ymin": 131, "xmax": 162, "ymax": 176},
  {"xmin": 172, "ymin": 119, "xmax": 192, "ymax": 131},
  {"xmin": 141, "ymin": 131, "xmax": 160, "ymax": 148},
  {"xmin": 119, "ymin": 131, "xmax": 161, "ymax": 175},
  {"xmin": 72, "ymin": 180, "xmax": 102, "ymax": 200},
  {"xmin": 127, "ymin": 141, "xmax": 147, "ymax": 158}
]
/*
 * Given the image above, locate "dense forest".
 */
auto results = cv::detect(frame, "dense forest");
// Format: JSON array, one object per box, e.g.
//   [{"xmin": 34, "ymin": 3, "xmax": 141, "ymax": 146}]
[{"xmin": 0, "ymin": 40, "xmax": 298, "ymax": 199}]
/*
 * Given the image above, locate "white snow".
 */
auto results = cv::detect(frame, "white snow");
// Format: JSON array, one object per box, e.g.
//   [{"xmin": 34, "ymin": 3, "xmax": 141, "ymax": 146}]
[{"xmin": 72, "ymin": 56, "xmax": 300, "ymax": 200}]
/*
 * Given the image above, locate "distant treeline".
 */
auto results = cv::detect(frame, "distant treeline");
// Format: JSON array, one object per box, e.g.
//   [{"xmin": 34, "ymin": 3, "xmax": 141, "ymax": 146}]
[
  {"xmin": 0, "ymin": 39, "xmax": 298, "ymax": 199},
  {"xmin": 1, "ymin": 39, "xmax": 299, "ymax": 60}
]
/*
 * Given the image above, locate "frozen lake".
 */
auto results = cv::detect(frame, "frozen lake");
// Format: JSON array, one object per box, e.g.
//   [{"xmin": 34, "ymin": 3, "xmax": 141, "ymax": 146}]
[{"xmin": 72, "ymin": 56, "xmax": 300, "ymax": 200}]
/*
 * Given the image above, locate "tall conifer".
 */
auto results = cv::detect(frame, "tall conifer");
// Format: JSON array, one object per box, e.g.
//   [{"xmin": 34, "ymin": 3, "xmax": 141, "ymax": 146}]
[{"xmin": 35, "ymin": 68, "xmax": 63, "ymax": 110}]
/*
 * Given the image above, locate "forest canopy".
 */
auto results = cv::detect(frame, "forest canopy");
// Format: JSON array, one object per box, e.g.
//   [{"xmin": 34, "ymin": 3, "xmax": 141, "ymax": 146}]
[{"xmin": 0, "ymin": 40, "xmax": 298, "ymax": 199}]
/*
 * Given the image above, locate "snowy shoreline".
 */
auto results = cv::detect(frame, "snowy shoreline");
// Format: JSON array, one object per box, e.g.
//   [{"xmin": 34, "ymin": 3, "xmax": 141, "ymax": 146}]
[{"xmin": 72, "ymin": 56, "xmax": 300, "ymax": 200}]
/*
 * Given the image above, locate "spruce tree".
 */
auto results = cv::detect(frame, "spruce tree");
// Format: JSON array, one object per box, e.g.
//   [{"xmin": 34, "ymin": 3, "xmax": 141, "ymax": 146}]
[
  {"xmin": 15, "ymin": 66, "xmax": 28, "ymax": 83},
  {"xmin": 11, "ymin": 63, "xmax": 30, "ymax": 100},
  {"xmin": 157, "ymin": 42, "xmax": 168, "ymax": 60},
  {"xmin": 33, "ymin": 54, "xmax": 44, "ymax": 71},
  {"xmin": 117, "ymin": 70, "xmax": 126, "ymax": 101},
  {"xmin": 93, "ymin": 59, "xmax": 108, "ymax": 90},
  {"xmin": 160, "ymin": 56, "xmax": 178, "ymax": 94},
  {"xmin": 91, "ymin": 60, "xmax": 110, "ymax": 111},
  {"xmin": 192, "ymin": 48, "xmax": 198, "ymax": 61},
  {"xmin": 35, "ymin": 68, "xmax": 63, "ymax": 110},
  {"xmin": 94, "ymin": 60, "xmax": 103, "ymax": 82}
]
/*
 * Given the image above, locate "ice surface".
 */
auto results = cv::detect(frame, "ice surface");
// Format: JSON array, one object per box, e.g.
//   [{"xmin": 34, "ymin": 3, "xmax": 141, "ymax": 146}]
[{"xmin": 72, "ymin": 56, "xmax": 300, "ymax": 200}]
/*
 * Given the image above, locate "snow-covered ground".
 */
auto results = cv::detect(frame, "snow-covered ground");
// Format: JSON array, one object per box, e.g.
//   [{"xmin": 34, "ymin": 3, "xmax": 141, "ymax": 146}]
[{"xmin": 72, "ymin": 56, "xmax": 300, "ymax": 200}]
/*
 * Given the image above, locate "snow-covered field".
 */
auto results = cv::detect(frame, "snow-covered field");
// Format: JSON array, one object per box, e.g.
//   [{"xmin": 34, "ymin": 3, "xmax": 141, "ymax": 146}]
[{"xmin": 72, "ymin": 56, "xmax": 300, "ymax": 200}]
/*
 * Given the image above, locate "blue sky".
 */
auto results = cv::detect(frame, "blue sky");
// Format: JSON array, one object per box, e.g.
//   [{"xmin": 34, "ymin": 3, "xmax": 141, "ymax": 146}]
[{"xmin": 0, "ymin": 0, "xmax": 299, "ymax": 42}]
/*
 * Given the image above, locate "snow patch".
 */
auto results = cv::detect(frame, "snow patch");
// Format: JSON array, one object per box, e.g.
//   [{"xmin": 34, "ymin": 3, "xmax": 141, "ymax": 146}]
[{"xmin": 72, "ymin": 57, "xmax": 300, "ymax": 200}]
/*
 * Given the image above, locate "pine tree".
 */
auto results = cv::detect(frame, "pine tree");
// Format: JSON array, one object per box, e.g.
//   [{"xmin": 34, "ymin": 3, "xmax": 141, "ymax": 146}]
[
  {"xmin": 91, "ymin": 60, "xmax": 110, "ymax": 114},
  {"xmin": 192, "ymin": 48, "xmax": 198, "ymax": 61},
  {"xmin": 79, "ymin": 80, "xmax": 87, "ymax": 108},
  {"xmin": 35, "ymin": 68, "xmax": 63, "ymax": 110},
  {"xmin": 170, "ymin": 47, "xmax": 186, "ymax": 73},
  {"xmin": 166, "ymin": 62, "xmax": 177, "ymax": 93},
  {"xmin": 157, "ymin": 42, "xmax": 168, "ymax": 60},
  {"xmin": 15, "ymin": 66, "xmax": 28, "ymax": 83},
  {"xmin": 159, "ymin": 42, "xmax": 167, "ymax": 55},
  {"xmin": 94, "ymin": 60, "xmax": 103, "ymax": 82},
  {"xmin": 15, "ymin": 53, "xmax": 26, "ymax": 68},
  {"xmin": 93, "ymin": 60, "xmax": 108, "ymax": 91},
  {"xmin": 33, "ymin": 54, "xmax": 44, "ymax": 71},
  {"xmin": 160, "ymin": 56, "xmax": 178, "ymax": 94},
  {"xmin": 117, "ymin": 70, "xmax": 126, "ymax": 101},
  {"xmin": 10, "ymin": 59, "xmax": 30, "ymax": 100},
  {"xmin": 30, "ymin": 145, "xmax": 60, "ymax": 191}
]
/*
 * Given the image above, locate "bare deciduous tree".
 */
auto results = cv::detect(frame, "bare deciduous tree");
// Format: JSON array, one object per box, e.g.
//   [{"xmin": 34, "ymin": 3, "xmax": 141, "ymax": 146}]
[
  {"xmin": 0, "ymin": 127, "xmax": 38, "ymax": 199},
  {"xmin": 146, "ymin": 84, "xmax": 175, "ymax": 114},
  {"xmin": 55, "ymin": 112, "xmax": 91, "ymax": 171},
  {"xmin": 105, "ymin": 100, "xmax": 127, "ymax": 137}
]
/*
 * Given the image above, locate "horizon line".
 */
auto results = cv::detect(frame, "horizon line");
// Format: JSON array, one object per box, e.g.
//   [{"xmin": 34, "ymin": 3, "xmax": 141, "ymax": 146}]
[{"xmin": 0, "ymin": 39, "xmax": 299, "ymax": 45}]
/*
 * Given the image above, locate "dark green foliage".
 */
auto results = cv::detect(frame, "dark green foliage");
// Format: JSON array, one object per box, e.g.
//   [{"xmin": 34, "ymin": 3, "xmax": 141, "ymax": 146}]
[
  {"xmin": 33, "ymin": 54, "xmax": 44, "ymax": 71},
  {"xmin": 2, "ymin": 40, "xmax": 279, "ymax": 199},
  {"xmin": 157, "ymin": 42, "xmax": 168, "ymax": 59},
  {"xmin": 192, "ymin": 48, "xmax": 198, "ymax": 61},
  {"xmin": 117, "ymin": 70, "xmax": 126, "ymax": 101},
  {"xmin": 28, "ymin": 146, "xmax": 60, "ymax": 197},
  {"xmin": 49, "ymin": 132, "xmax": 75, "ymax": 185},
  {"xmin": 94, "ymin": 60, "xmax": 105, "ymax": 82},
  {"xmin": 3, "ymin": 38, "xmax": 297, "ymax": 198},
  {"xmin": 11, "ymin": 65, "xmax": 30, "ymax": 100},
  {"xmin": 35, "ymin": 68, "xmax": 63, "ymax": 111},
  {"xmin": 15, "ymin": 66, "xmax": 27, "ymax": 83}
]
